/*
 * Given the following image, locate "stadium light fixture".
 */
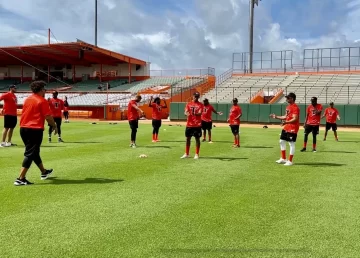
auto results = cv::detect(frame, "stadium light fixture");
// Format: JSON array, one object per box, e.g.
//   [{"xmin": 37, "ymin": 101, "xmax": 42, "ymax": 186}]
[{"xmin": 249, "ymin": 0, "xmax": 261, "ymax": 73}]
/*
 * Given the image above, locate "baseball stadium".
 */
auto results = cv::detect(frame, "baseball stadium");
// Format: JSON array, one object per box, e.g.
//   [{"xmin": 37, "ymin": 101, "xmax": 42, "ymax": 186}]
[{"xmin": 1, "ymin": 5, "xmax": 360, "ymax": 258}]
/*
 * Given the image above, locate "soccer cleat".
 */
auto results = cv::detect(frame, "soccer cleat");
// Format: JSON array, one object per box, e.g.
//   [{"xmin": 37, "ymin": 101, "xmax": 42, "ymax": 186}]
[
  {"xmin": 14, "ymin": 178, "xmax": 34, "ymax": 186},
  {"xmin": 194, "ymin": 154, "xmax": 199, "ymax": 159},
  {"xmin": 0, "ymin": 143, "xmax": 6, "ymax": 147},
  {"xmin": 152, "ymin": 140, "xmax": 156, "ymax": 143},
  {"xmin": 180, "ymin": 154, "xmax": 189, "ymax": 159},
  {"xmin": 232, "ymin": 144, "xmax": 240, "ymax": 148},
  {"xmin": 284, "ymin": 161, "xmax": 293, "ymax": 166},
  {"xmin": 323, "ymin": 138, "xmax": 326, "ymax": 141},
  {"xmin": 5, "ymin": 142, "xmax": 16, "ymax": 147},
  {"xmin": 209, "ymin": 141, "xmax": 213, "ymax": 144},
  {"xmin": 276, "ymin": 158, "xmax": 287, "ymax": 164},
  {"xmin": 202, "ymin": 139, "xmax": 206, "ymax": 142},
  {"xmin": 41, "ymin": 169, "xmax": 54, "ymax": 180},
  {"xmin": 312, "ymin": 149, "xmax": 317, "ymax": 153},
  {"xmin": 58, "ymin": 138, "xmax": 64, "ymax": 143},
  {"xmin": 48, "ymin": 138, "xmax": 51, "ymax": 143},
  {"xmin": 300, "ymin": 148, "xmax": 306, "ymax": 152}
]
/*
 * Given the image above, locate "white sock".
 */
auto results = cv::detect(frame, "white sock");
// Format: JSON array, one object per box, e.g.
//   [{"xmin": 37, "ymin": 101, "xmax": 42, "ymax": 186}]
[
  {"xmin": 289, "ymin": 142, "xmax": 295, "ymax": 155},
  {"xmin": 279, "ymin": 139, "xmax": 286, "ymax": 151}
]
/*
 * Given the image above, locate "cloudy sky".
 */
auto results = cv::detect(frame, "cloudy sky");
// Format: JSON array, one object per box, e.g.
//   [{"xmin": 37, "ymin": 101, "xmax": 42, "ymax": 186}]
[{"xmin": 0, "ymin": 0, "xmax": 360, "ymax": 74}]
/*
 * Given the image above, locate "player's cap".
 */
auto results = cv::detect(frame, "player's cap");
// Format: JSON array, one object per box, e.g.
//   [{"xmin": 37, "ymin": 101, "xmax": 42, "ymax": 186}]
[
  {"xmin": 285, "ymin": 92, "xmax": 296, "ymax": 100},
  {"xmin": 330, "ymin": 102, "xmax": 334, "ymax": 105},
  {"xmin": 232, "ymin": 98, "xmax": 238, "ymax": 102},
  {"xmin": 311, "ymin": 97, "xmax": 317, "ymax": 101},
  {"xmin": 9, "ymin": 85, "xmax": 16, "ymax": 89},
  {"xmin": 203, "ymin": 98, "xmax": 209, "ymax": 102},
  {"xmin": 53, "ymin": 90, "xmax": 58, "ymax": 94},
  {"xmin": 193, "ymin": 92, "xmax": 200, "ymax": 98}
]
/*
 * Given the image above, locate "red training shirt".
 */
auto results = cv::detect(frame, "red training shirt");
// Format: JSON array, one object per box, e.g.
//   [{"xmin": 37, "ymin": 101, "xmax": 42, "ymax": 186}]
[
  {"xmin": 185, "ymin": 101, "xmax": 203, "ymax": 127},
  {"xmin": 229, "ymin": 105, "xmax": 242, "ymax": 125},
  {"xmin": 49, "ymin": 98, "xmax": 64, "ymax": 118},
  {"xmin": 324, "ymin": 107, "xmax": 339, "ymax": 124},
  {"xmin": 151, "ymin": 103, "xmax": 163, "ymax": 120},
  {"xmin": 201, "ymin": 105, "xmax": 215, "ymax": 122},
  {"xmin": 284, "ymin": 103, "xmax": 300, "ymax": 134},
  {"xmin": 20, "ymin": 94, "xmax": 52, "ymax": 130},
  {"xmin": 0, "ymin": 92, "xmax": 18, "ymax": 116},
  {"xmin": 128, "ymin": 100, "xmax": 139, "ymax": 121},
  {"xmin": 306, "ymin": 104, "xmax": 323, "ymax": 125}
]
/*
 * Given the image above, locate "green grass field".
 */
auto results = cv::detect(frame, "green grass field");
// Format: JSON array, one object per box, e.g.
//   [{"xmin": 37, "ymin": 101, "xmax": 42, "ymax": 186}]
[{"xmin": 1, "ymin": 120, "xmax": 360, "ymax": 258}]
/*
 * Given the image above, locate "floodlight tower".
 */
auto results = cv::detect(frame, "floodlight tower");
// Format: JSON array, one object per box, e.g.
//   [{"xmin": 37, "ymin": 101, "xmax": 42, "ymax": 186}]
[
  {"xmin": 249, "ymin": 0, "xmax": 260, "ymax": 73},
  {"xmin": 95, "ymin": 0, "xmax": 98, "ymax": 46}
]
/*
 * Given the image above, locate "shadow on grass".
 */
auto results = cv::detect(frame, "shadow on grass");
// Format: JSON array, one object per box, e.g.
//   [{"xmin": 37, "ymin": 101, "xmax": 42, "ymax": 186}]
[
  {"xmin": 296, "ymin": 162, "xmax": 345, "ymax": 167},
  {"xmin": 42, "ymin": 146, "xmax": 66, "ymax": 148},
  {"xmin": 143, "ymin": 146, "xmax": 171, "ymax": 149},
  {"xmin": 65, "ymin": 141, "xmax": 102, "ymax": 144},
  {"xmin": 337, "ymin": 140, "xmax": 360, "ymax": 143},
  {"xmin": 321, "ymin": 150, "xmax": 356, "ymax": 154},
  {"xmin": 46, "ymin": 177, "xmax": 124, "ymax": 185},
  {"xmin": 201, "ymin": 157, "xmax": 248, "ymax": 161},
  {"xmin": 241, "ymin": 146, "xmax": 274, "ymax": 149}
]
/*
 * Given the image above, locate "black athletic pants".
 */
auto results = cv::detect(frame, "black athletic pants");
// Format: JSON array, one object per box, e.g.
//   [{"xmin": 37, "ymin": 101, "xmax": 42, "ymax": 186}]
[
  {"xmin": 49, "ymin": 117, "xmax": 62, "ymax": 136},
  {"xmin": 20, "ymin": 128, "xmax": 43, "ymax": 168}
]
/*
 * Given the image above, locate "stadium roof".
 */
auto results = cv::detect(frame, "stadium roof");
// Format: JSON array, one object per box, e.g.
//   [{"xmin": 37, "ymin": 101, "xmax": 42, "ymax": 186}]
[{"xmin": 0, "ymin": 41, "xmax": 146, "ymax": 67}]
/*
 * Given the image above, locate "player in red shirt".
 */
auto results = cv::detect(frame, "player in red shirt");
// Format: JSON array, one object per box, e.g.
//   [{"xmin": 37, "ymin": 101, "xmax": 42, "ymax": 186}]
[
  {"xmin": 63, "ymin": 96, "xmax": 70, "ymax": 123},
  {"xmin": 128, "ymin": 95, "xmax": 145, "ymax": 148},
  {"xmin": 181, "ymin": 92, "xmax": 204, "ymax": 159},
  {"xmin": 0, "ymin": 85, "xmax": 18, "ymax": 147},
  {"xmin": 301, "ymin": 97, "xmax": 323, "ymax": 152},
  {"xmin": 48, "ymin": 91, "xmax": 65, "ymax": 143},
  {"xmin": 322, "ymin": 102, "xmax": 340, "ymax": 141},
  {"xmin": 227, "ymin": 98, "xmax": 242, "ymax": 148},
  {"xmin": 270, "ymin": 92, "xmax": 300, "ymax": 166},
  {"xmin": 149, "ymin": 96, "xmax": 167, "ymax": 142},
  {"xmin": 14, "ymin": 81, "xmax": 57, "ymax": 186},
  {"xmin": 201, "ymin": 98, "xmax": 222, "ymax": 143}
]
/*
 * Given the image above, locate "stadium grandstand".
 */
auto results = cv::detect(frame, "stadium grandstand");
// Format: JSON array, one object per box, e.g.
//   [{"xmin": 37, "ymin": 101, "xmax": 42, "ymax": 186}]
[
  {"xmin": 202, "ymin": 47, "xmax": 360, "ymax": 105},
  {"xmin": 0, "ymin": 40, "xmax": 215, "ymax": 120}
]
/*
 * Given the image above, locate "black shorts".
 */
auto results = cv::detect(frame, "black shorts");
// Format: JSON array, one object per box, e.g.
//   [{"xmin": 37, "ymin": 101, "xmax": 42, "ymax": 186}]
[
  {"xmin": 4, "ymin": 115, "xmax": 17, "ymax": 129},
  {"xmin": 63, "ymin": 111, "xmax": 69, "ymax": 116},
  {"xmin": 48, "ymin": 117, "xmax": 62, "ymax": 127},
  {"xmin": 325, "ymin": 122, "xmax": 337, "ymax": 131},
  {"xmin": 280, "ymin": 129, "xmax": 297, "ymax": 142},
  {"xmin": 304, "ymin": 125, "xmax": 319, "ymax": 135},
  {"xmin": 230, "ymin": 125, "xmax": 240, "ymax": 134},
  {"xmin": 201, "ymin": 121, "xmax": 212, "ymax": 130},
  {"xmin": 152, "ymin": 119, "xmax": 162, "ymax": 128},
  {"xmin": 129, "ymin": 119, "xmax": 138, "ymax": 130},
  {"xmin": 185, "ymin": 127, "xmax": 202, "ymax": 138},
  {"xmin": 20, "ymin": 128, "xmax": 43, "ymax": 157}
]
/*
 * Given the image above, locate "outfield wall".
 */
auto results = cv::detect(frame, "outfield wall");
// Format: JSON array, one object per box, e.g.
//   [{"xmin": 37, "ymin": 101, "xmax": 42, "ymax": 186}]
[{"xmin": 170, "ymin": 103, "xmax": 360, "ymax": 126}]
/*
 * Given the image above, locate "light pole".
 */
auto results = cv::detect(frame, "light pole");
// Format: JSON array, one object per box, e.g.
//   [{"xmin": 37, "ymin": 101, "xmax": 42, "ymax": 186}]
[
  {"xmin": 249, "ymin": 0, "xmax": 260, "ymax": 73},
  {"xmin": 95, "ymin": 0, "xmax": 98, "ymax": 46}
]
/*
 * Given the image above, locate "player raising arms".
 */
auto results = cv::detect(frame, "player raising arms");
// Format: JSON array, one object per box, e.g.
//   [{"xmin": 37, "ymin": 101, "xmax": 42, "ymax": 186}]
[
  {"xmin": 128, "ymin": 95, "xmax": 145, "ymax": 148},
  {"xmin": 181, "ymin": 92, "xmax": 204, "ymax": 159},
  {"xmin": 228, "ymin": 98, "xmax": 242, "ymax": 148},
  {"xmin": 270, "ymin": 92, "xmax": 300, "ymax": 166},
  {"xmin": 63, "ymin": 96, "xmax": 70, "ymax": 123},
  {"xmin": 0, "ymin": 85, "xmax": 18, "ymax": 147},
  {"xmin": 301, "ymin": 97, "xmax": 323, "ymax": 152},
  {"xmin": 322, "ymin": 102, "xmax": 340, "ymax": 141},
  {"xmin": 201, "ymin": 98, "xmax": 222, "ymax": 143},
  {"xmin": 149, "ymin": 96, "xmax": 167, "ymax": 142},
  {"xmin": 48, "ymin": 91, "xmax": 64, "ymax": 143}
]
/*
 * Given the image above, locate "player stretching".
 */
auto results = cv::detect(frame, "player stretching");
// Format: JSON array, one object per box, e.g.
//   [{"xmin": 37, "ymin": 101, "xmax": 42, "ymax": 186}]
[
  {"xmin": 201, "ymin": 98, "xmax": 222, "ymax": 143},
  {"xmin": 301, "ymin": 97, "xmax": 323, "ymax": 152},
  {"xmin": 128, "ymin": 95, "xmax": 145, "ymax": 148},
  {"xmin": 270, "ymin": 92, "xmax": 300, "ymax": 166},
  {"xmin": 48, "ymin": 91, "xmax": 64, "ymax": 143},
  {"xmin": 181, "ymin": 92, "xmax": 203, "ymax": 159},
  {"xmin": 0, "ymin": 85, "xmax": 18, "ymax": 147},
  {"xmin": 14, "ymin": 81, "xmax": 56, "ymax": 186},
  {"xmin": 228, "ymin": 98, "xmax": 242, "ymax": 148},
  {"xmin": 322, "ymin": 102, "xmax": 340, "ymax": 141},
  {"xmin": 63, "ymin": 96, "xmax": 70, "ymax": 123},
  {"xmin": 149, "ymin": 96, "xmax": 167, "ymax": 142}
]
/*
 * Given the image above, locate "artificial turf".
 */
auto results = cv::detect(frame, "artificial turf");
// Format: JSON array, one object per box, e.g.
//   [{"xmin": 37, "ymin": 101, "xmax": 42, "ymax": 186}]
[{"xmin": 1, "ymin": 120, "xmax": 360, "ymax": 258}]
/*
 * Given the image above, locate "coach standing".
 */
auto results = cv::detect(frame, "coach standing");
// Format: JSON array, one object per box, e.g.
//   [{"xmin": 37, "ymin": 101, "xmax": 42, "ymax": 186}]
[
  {"xmin": 14, "ymin": 81, "xmax": 58, "ymax": 186},
  {"xmin": 0, "ymin": 85, "xmax": 18, "ymax": 147}
]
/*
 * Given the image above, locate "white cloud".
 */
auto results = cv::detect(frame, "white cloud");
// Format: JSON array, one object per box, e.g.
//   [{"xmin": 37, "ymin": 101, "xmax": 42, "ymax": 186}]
[{"xmin": 0, "ymin": 0, "xmax": 359, "ymax": 75}]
